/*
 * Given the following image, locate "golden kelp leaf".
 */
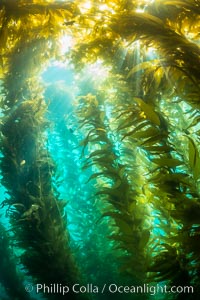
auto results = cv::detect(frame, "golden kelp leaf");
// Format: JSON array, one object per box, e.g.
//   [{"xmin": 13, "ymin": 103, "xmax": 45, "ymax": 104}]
[
  {"xmin": 153, "ymin": 67, "xmax": 164, "ymax": 90},
  {"xmin": 144, "ymin": 145, "xmax": 172, "ymax": 153},
  {"xmin": 152, "ymin": 158, "xmax": 183, "ymax": 167},
  {"xmin": 163, "ymin": 0, "xmax": 197, "ymax": 10},
  {"xmin": 187, "ymin": 115, "xmax": 200, "ymax": 129},
  {"xmin": 92, "ymin": 154, "xmax": 116, "ymax": 165},
  {"xmin": 127, "ymin": 60, "xmax": 160, "ymax": 78},
  {"xmin": 141, "ymin": 134, "xmax": 164, "ymax": 146},
  {"xmin": 103, "ymin": 212, "xmax": 133, "ymax": 235},
  {"xmin": 87, "ymin": 147, "xmax": 110, "ymax": 160},
  {"xmin": 188, "ymin": 137, "xmax": 200, "ymax": 180},
  {"xmin": 151, "ymin": 173, "xmax": 190, "ymax": 185},
  {"xmin": 131, "ymin": 127, "xmax": 160, "ymax": 139},
  {"xmin": 188, "ymin": 137, "xmax": 197, "ymax": 168},
  {"xmin": 134, "ymin": 97, "xmax": 160, "ymax": 126},
  {"xmin": 122, "ymin": 121, "xmax": 149, "ymax": 139},
  {"xmin": 118, "ymin": 116, "xmax": 138, "ymax": 131}
]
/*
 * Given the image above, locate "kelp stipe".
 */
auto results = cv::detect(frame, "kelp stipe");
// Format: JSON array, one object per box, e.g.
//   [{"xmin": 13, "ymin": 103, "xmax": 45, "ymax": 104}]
[
  {"xmin": 0, "ymin": 38, "xmax": 85, "ymax": 299},
  {"xmin": 71, "ymin": 0, "xmax": 200, "ymax": 293},
  {"xmin": 76, "ymin": 94, "xmax": 149, "ymax": 296},
  {"xmin": 0, "ymin": 224, "xmax": 32, "ymax": 300}
]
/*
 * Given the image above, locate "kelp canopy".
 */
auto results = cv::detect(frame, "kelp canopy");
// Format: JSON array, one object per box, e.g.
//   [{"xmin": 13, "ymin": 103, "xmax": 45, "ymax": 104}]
[{"xmin": 0, "ymin": 0, "xmax": 200, "ymax": 300}]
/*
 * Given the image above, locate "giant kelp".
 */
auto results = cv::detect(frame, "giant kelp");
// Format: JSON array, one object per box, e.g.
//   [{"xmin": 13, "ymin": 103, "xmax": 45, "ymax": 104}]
[
  {"xmin": 0, "ymin": 223, "xmax": 32, "ymax": 300},
  {"xmin": 0, "ymin": 5, "xmax": 83, "ymax": 299},
  {"xmin": 70, "ymin": 0, "xmax": 200, "ymax": 291},
  {"xmin": 0, "ymin": 50, "xmax": 82, "ymax": 300},
  {"xmin": 76, "ymin": 93, "xmax": 149, "ymax": 286},
  {"xmin": 0, "ymin": 1, "xmax": 200, "ymax": 300}
]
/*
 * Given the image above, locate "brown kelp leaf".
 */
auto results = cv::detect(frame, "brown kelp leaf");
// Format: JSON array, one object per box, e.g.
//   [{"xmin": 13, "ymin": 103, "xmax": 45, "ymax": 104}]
[
  {"xmin": 122, "ymin": 122, "xmax": 150, "ymax": 139},
  {"xmin": 152, "ymin": 158, "xmax": 183, "ymax": 167},
  {"xmin": 86, "ymin": 145, "xmax": 111, "ymax": 160},
  {"xmin": 109, "ymin": 234, "xmax": 134, "ymax": 244},
  {"xmin": 134, "ymin": 97, "xmax": 160, "ymax": 126},
  {"xmin": 188, "ymin": 136, "xmax": 200, "ymax": 180},
  {"xmin": 140, "ymin": 134, "xmax": 165, "ymax": 146},
  {"xmin": 139, "ymin": 230, "xmax": 150, "ymax": 249},
  {"xmin": 144, "ymin": 145, "xmax": 172, "ymax": 153},
  {"xmin": 131, "ymin": 127, "xmax": 160, "ymax": 139}
]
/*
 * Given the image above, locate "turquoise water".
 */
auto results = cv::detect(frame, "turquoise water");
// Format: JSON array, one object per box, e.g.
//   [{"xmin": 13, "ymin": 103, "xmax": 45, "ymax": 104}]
[
  {"xmin": 0, "ymin": 63, "xmax": 140, "ymax": 300},
  {"xmin": 0, "ymin": 0, "xmax": 200, "ymax": 299},
  {"xmin": 42, "ymin": 64, "xmax": 131, "ymax": 297},
  {"xmin": 0, "ymin": 59, "xmax": 197, "ymax": 300}
]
